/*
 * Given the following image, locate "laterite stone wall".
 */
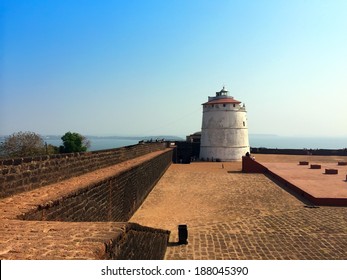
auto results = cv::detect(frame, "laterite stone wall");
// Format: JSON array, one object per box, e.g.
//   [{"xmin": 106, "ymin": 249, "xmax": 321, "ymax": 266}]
[
  {"xmin": 0, "ymin": 143, "xmax": 167, "ymax": 198},
  {"xmin": 22, "ymin": 150, "xmax": 173, "ymax": 222},
  {"xmin": 0, "ymin": 148, "xmax": 173, "ymax": 260}
]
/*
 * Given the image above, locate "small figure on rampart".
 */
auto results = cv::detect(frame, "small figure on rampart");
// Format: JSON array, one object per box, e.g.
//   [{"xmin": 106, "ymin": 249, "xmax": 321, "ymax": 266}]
[{"xmin": 245, "ymin": 151, "xmax": 255, "ymax": 160}]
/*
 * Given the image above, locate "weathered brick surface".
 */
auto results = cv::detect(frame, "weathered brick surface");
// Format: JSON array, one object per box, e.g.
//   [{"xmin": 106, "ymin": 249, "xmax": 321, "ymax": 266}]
[
  {"xmin": 0, "ymin": 220, "xmax": 169, "ymax": 260},
  {"xmin": 22, "ymin": 150, "xmax": 173, "ymax": 222},
  {"xmin": 130, "ymin": 161, "xmax": 347, "ymax": 260},
  {"xmin": 0, "ymin": 149, "xmax": 172, "ymax": 260},
  {"xmin": 112, "ymin": 223, "xmax": 169, "ymax": 260},
  {"xmin": 0, "ymin": 143, "xmax": 167, "ymax": 198}
]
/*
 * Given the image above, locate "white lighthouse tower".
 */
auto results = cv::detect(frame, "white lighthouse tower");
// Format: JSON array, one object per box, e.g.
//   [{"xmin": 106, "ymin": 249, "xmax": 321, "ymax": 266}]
[{"xmin": 200, "ymin": 86, "xmax": 250, "ymax": 161}]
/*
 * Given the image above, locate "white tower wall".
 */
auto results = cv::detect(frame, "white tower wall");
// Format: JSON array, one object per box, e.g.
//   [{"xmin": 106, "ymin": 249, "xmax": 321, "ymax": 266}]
[{"xmin": 200, "ymin": 88, "xmax": 250, "ymax": 161}]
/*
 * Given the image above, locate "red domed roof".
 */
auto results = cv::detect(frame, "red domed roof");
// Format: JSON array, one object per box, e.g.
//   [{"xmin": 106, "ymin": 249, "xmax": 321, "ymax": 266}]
[{"xmin": 202, "ymin": 97, "xmax": 241, "ymax": 105}]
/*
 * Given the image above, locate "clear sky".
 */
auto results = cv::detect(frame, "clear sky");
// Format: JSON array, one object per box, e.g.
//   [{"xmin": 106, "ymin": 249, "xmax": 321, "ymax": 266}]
[{"xmin": 1, "ymin": 0, "xmax": 347, "ymax": 137}]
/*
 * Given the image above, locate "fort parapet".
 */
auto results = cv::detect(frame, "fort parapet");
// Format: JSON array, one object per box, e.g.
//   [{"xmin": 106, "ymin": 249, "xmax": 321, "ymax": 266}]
[
  {"xmin": 0, "ymin": 142, "xmax": 167, "ymax": 198},
  {"xmin": 0, "ymin": 143, "xmax": 173, "ymax": 259}
]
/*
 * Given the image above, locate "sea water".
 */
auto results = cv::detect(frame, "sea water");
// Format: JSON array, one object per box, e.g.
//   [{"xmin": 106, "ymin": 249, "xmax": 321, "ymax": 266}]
[
  {"xmin": 1, "ymin": 135, "xmax": 347, "ymax": 151},
  {"xmin": 78, "ymin": 136, "xmax": 347, "ymax": 150},
  {"xmin": 249, "ymin": 135, "xmax": 347, "ymax": 150}
]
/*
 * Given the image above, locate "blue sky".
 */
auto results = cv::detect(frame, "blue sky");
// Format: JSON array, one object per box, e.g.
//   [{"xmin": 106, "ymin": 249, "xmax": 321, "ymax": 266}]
[{"xmin": 1, "ymin": 0, "xmax": 347, "ymax": 137}]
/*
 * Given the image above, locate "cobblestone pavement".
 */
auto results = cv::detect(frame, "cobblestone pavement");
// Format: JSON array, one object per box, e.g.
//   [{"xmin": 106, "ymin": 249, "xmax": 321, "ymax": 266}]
[{"xmin": 130, "ymin": 161, "xmax": 347, "ymax": 260}]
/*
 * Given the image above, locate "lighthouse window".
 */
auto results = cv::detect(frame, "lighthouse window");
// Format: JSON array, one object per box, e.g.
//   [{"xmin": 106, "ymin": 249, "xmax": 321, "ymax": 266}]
[
  {"xmin": 223, "ymin": 104, "xmax": 226, "ymax": 107},
  {"xmin": 243, "ymin": 121, "xmax": 245, "ymax": 126},
  {"xmin": 233, "ymin": 104, "xmax": 236, "ymax": 107}
]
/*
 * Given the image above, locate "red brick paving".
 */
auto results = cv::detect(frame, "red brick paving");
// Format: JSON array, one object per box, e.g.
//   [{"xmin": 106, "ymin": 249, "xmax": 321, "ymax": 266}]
[{"xmin": 261, "ymin": 162, "xmax": 347, "ymax": 199}]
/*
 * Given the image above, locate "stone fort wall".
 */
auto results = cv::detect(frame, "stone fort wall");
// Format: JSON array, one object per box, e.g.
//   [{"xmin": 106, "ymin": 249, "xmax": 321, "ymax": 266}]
[
  {"xmin": 0, "ymin": 142, "xmax": 167, "ymax": 198},
  {"xmin": 0, "ymin": 146, "xmax": 173, "ymax": 259},
  {"xmin": 22, "ymin": 150, "xmax": 172, "ymax": 222}
]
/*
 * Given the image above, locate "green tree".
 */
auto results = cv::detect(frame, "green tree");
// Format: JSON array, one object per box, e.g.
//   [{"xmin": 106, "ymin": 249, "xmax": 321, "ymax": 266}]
[
  {"xmin": 46, "ymin": 143, "xmax": 60, "ymax": 155},
  {"xmin": 0, "ymin": 131, "xmax": 45, "ymax": 157},
  {"xmin": 60, "ymin": 132, "xmax": 90, "ymax": 153}
]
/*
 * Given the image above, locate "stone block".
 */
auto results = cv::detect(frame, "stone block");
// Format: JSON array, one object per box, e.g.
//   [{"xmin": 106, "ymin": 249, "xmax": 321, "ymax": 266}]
[
  {"xmin": 325, "ymin": 169, "xmax": 338, "ymax": 175},
  {"xmin": 13, "ymin": 158, "xmax": 23, "ymax": 165},
  {"xmin": 2, "ymin": 159, "xmax": 13, "ymax": 165},
  {"xmin": 310, "ymin": 164, "xmax": 321, "ymax": 169}
]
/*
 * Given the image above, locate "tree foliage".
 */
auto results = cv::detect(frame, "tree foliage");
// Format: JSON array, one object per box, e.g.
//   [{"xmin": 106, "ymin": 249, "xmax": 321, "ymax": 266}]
[
  {"xmin": 60, "ymin": 132, "xmax": 90, "ymax": 153},
  {"xmin": 0, "ymin": 131, "xmax": 45, "ymax": 157},
  {"xmin": 46, "ymin": 144, "xmax": 60, "ymax": 155}
]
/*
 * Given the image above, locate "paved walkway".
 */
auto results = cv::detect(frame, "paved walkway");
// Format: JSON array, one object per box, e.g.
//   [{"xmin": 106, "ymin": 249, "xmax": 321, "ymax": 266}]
[{"xmin": 130, "ymin": 161, "xmax": 347, "ymax": 259}]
